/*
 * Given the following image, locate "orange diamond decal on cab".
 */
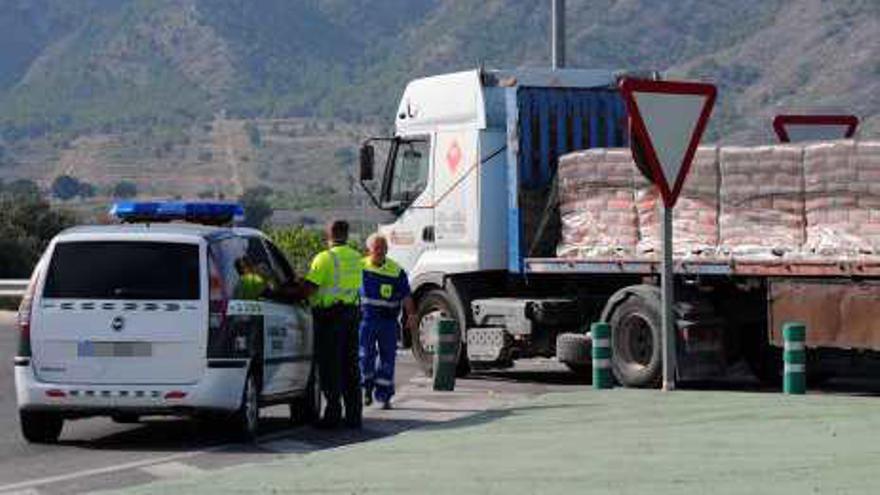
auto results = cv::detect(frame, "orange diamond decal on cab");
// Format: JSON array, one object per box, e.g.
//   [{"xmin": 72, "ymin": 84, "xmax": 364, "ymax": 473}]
[{"xmin": 446, "ymin": 140, "xmax": 462, "ymax": 174}]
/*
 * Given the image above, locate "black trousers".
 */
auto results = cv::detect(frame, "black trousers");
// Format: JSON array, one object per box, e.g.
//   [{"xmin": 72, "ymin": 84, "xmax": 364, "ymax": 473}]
[{"xmin": 313, "ymin": 304, "xmax": 362, "ymax": 425}]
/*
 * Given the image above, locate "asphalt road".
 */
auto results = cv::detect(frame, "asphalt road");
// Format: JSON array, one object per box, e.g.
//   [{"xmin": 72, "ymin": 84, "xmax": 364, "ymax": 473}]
[
  {"xmin": 5, "ymin": 309, "xmax": 880, "ymax": 495},
  {"xmin": 0, "ymin": 312, "xmax": 590, "ymax": 494}
]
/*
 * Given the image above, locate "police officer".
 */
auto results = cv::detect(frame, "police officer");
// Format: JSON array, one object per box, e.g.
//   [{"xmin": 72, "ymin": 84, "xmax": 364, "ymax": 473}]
[
  {"xmin": 234, "ymin": 258, "xmax": 268, "ymax": 300},
  {"xmin": 302, "ymin": 220, "xmax": 363, "ymax": 428},
  {"xmin": 360, "ymin": 233, "xmax": 417, "ymax": 410}
]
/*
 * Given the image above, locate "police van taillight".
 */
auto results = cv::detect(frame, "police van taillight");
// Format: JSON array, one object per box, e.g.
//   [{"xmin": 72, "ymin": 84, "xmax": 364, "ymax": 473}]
[{"xmin": 16, "ymin": 273, "xmax": 39, "ymax": 358}]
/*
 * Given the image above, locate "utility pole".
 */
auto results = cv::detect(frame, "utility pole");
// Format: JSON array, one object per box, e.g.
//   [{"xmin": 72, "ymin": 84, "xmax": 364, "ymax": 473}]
[{"xmin": 552, "ymin": 0, "xmax": 566, "ymax": 69}]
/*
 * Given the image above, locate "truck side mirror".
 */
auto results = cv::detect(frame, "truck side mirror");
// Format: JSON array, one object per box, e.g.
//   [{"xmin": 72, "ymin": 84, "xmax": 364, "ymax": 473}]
[{"xmin": 359, "ymin": 144, "xmax": 375, "ymax": 182}]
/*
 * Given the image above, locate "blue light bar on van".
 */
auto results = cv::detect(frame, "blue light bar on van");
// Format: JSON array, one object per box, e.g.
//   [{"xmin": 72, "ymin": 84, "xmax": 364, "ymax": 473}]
[{"xmin": 110, "ymin": 201, "xmax": 245, "ymax": 225}]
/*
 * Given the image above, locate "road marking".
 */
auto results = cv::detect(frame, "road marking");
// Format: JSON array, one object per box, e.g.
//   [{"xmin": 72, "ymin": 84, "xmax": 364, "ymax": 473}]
[
  {"xmin": 141, "ymin": 461, "xmax": 206, "ymax": 479},
  {"xmin": 0, "ymin": 429, "xmax": 296, "ymax": 494}
]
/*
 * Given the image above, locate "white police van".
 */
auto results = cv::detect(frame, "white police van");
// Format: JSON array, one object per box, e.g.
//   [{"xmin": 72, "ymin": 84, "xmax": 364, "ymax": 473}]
[{"xmin": 14, "ymin": 202, "xmax": 319, "ymax": 443}]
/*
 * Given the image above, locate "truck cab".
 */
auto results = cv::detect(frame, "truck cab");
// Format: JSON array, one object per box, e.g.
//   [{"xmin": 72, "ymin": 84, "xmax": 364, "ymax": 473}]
[{"xmin": 359, "ymin": 68, "xmax": 639, "ymax": 375}]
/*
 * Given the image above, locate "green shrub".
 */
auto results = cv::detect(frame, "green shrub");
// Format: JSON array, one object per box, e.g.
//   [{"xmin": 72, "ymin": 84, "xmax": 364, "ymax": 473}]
[{"xmin": 268, "ymin": 226, "xmax": 325, "ymax": 273}]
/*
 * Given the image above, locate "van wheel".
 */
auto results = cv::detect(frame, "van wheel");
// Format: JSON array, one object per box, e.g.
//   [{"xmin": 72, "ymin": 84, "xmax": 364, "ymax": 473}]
[
  {"xmin": 233, "ymin": 372, "xmax": 260, "ymax": 442},
  {"xmin": 413, "ymin": 289, "xmax": 469, "ymax": 377},
  {"xmin": 291, "ymin": 364, "xmax": 321, "ymax": 425},
  {"xmin": 609, "ymin": 292, "xmax": 663, "ymax": 388},
  {"xmin": 20, "ymin": 411, "xmax": 64, "ymax": 444}
]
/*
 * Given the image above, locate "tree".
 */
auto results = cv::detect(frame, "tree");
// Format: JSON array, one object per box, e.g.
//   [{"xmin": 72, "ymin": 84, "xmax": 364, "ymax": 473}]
[
  {"xmin": 51, "ymin": 175, "xmax": 81, "ymax": 200},
  {"xmin": 113, "ymin": 181, "xmax": 138, "ymax": 199},
  {"xmin": 239, "ymin": 187, "xmax": 273, "ymax": 229},
  {"xmin": 0, "ymin": 188, "xmax": 76, "ymax": 277},
  {"xmin": 4, "ymin": 179, "xmax": 40, "ymax": 199}
]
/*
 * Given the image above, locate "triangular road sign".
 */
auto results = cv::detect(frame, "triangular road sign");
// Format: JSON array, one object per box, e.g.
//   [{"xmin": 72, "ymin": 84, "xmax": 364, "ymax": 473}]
[
  {"xmin": 773, "ymin": 114, "xmax": 858, "ymax": 143},
  {"xmin": 620, "ymin": 79, "xmax": 717, "ymax": 207}
]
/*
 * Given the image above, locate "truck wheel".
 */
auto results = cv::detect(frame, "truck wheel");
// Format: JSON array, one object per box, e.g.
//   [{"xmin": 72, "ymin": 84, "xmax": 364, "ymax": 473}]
[
  {"xmin": 556, "ymin": 333, "xmax": 591, "ymax": 374},
  {"xmin": 413, "ymin": 289, "xmax": 469, "ymax": 377},
  {"xmin": 20, "ymin": 411, "xmax": 64, "ymax": 444},
  {"xmin": 233, "ymin": 371, "xmax": 260, "ymax": 442},
  {"xmin": 609, "ymin": 293, "xmax": 663, "ymax": 388}
]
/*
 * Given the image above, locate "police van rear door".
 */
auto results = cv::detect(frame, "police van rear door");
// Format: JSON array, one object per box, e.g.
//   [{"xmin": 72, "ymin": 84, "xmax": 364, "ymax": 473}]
[{"xmin": 32, "ymin": 237, "xmax": 207, "ymax": 385}]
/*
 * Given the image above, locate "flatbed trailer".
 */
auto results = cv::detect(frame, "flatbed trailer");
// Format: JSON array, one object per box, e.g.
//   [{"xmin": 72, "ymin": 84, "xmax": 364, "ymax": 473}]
[{"xmin": 358, "ymin": 68, "xmax": 880, "ymax": 387}]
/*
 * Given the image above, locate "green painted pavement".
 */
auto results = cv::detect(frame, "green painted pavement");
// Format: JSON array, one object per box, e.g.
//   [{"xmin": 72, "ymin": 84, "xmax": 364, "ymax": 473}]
[{"xmin": 108, "ymin": 390, "xmax": 880, "ymax": 494}]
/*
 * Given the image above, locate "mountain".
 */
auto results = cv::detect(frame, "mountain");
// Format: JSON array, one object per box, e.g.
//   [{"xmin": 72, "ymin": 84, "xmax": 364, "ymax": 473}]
[{"xmin": 0, "ymin": 0, "xmax": 877, "ymax": 217}]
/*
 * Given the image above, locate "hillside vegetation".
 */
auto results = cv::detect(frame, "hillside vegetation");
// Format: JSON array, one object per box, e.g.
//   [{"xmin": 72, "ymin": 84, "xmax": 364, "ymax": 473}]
[{"xmin": 0, "ymin": 0, "xmax": 877, "ymax": 220}]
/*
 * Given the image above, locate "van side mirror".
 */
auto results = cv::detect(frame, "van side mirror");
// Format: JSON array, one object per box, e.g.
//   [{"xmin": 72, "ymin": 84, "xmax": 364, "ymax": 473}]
[{"xmin": 359, "ymin": 144, "xmax": 375, "ymax": 182}]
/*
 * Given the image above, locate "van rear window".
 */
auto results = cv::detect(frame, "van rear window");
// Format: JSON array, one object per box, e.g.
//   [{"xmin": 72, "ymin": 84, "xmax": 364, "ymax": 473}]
[{"xmin": 43, "ymin": 242, "xmax": 200, "ymax": 300}]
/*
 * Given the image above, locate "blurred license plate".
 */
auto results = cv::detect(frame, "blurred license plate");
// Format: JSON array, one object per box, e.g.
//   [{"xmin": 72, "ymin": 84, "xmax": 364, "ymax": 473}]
[{"xmin": 78, "ymin": 341, "xmax": 152, "ymax": 357}]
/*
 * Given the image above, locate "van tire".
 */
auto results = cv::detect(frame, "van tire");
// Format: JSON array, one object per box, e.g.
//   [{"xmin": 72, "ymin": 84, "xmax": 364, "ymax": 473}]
[
  {"xmin": 233, "ymin": 371, "xmax": 260, "ymax": 442},
  {"xmin": 291, "ymin": 364, "xmax": 321, "ymax": 425},
  {"xmin": 20, "ymin": 411, "xmax": 63, "ymax": 444}
]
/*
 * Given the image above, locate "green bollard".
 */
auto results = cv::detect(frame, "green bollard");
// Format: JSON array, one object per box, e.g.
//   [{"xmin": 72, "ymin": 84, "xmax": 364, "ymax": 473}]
[
  {"xmin": 433, "ymin": 318, "xmax": 460, "ymax": 391},
  {"xmin": 783, "ymin": 322, "xmax": 806, "ymax": 395},
  {"xmin": 591, "ymin": 322, "xmax": 613, "ymax": 389}
]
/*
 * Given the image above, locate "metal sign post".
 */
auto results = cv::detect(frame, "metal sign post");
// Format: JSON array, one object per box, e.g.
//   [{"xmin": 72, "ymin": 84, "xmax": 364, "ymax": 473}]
[
  {"xmin": 661, "ymin": 204, "xmax": 675, "ymax": 390},
  {"xmin": 620, "ymin": 78, "xmax": 717, "ymax": 390}
]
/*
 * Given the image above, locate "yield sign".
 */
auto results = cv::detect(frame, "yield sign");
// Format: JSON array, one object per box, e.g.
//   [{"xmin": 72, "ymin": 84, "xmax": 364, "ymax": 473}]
[
  {"xmin": 620, "ymin": 79, "xmax": 717, "ymax": 207},
  {"xmin": 773, "ymin": 114, "xmax": 859, "ymax": 143}
]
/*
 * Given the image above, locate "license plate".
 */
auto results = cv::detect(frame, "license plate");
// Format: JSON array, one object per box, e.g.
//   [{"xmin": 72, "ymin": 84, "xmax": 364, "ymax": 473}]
[{"xmin": 78, "ymin": 341, "xmax": 152, "ymax": 357}]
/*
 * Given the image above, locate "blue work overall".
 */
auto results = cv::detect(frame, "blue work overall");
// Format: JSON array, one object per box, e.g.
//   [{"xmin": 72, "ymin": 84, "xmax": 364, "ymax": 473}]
[{"xmin": 359, "ymin": 257, "xmax": 410, "ymax": 403}]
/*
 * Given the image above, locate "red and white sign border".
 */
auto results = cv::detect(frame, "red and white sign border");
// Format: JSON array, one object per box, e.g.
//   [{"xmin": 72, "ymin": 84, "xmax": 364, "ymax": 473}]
[
  {"xmin": 772, "ymin": 114, "xmax": 859, "ymax": 143},
  {"xmin": 619, "ymin": 79, "xmax": 717, "ymax": 208}
]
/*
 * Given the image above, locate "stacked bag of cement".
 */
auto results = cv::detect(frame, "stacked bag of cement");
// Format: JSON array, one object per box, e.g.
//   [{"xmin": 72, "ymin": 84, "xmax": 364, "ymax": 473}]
[
  {"xmin": 557, "ymin": 149, "xmax": 638, "ymax": 258},
  {"xmin": 717, "ymin": 144, "xmax": 805, "ymax": 258},
  {"xmin": 803, "ymin": 141, "xmax": 880, "ymax": 256},
  {"xmin": 635, "ymin": 146, "xmax": 720, "ymax": 257},
  {"xmin": 557, "ymin": 140, "xmax": 880, "ymax": 262}
]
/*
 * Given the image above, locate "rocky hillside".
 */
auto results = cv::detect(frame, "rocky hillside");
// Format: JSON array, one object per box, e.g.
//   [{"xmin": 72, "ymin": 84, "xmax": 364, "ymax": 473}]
[{"xmin": 0, "ymin": 0, "xmax": 877, "ymax": 219}]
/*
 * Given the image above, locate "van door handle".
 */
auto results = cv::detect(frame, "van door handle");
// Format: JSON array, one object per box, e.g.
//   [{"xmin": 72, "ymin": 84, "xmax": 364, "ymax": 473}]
[{"xmin": 422, "ymin": 226, "xmax": 435, "ymax": 243}]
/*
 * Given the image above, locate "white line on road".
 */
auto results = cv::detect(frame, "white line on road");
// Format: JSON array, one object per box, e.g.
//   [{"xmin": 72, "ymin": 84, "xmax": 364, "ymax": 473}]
[{"xmin": 141, "ymin": 461, "xmax": 206, "ymax": 480}]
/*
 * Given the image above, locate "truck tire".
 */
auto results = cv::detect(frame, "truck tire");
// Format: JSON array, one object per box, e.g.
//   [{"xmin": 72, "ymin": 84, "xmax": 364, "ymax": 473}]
[
  {"xmin": 556, "ymin": 333, "xmax": 591, "ymax": 374},
  {"xmin": 413, "ymin": 289, "xmax": 469, "ymax": 377},
  {"xmin": 608, "ymin": 292, "xmax": 663, "ymax": 388},
  {"xmin": 20, "ymin": 411, "xmax": 63, "ymax": 444}
]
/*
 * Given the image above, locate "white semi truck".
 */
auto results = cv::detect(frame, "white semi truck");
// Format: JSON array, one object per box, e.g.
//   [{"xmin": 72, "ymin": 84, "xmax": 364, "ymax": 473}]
[{"xmin": 357, "ymin": 68, "xmax": 880, "ymax": 387}]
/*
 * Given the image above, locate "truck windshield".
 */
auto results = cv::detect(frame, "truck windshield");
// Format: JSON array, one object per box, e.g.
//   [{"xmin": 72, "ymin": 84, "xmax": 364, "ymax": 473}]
[
  {"xmin": 43, "ymin": 241, "xmax": 200, "ymax": 300},
  {"xmin": 384, "ymin": 138, "xmax": 430, "ymax": 207}
]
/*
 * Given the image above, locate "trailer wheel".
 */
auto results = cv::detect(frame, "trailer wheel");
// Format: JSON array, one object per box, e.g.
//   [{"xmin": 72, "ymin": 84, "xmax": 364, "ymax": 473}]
[
  {"xmin": 609, "ymin": 293, "xmax": 663, "ymax": 388},
  {"xmin": 413, "ymin": 289, "xmax": 469, "ymax": 377},
  {"xmin": 556, "ymin": 333, "xmax": 591, "ymax": 374}
]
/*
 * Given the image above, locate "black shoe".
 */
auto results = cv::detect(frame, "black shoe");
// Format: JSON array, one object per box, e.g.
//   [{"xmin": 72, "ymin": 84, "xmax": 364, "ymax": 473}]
[
  {"xmin": 345, "ymin": 417, "xmax": 362, "ymax": 429},
  {"xmin": 381, "ymin": 400, "xmax": 392, "ymax": 410},
  {"xmin": 363, "ymin": 387, "xmax": 373, "ymax": 407}
]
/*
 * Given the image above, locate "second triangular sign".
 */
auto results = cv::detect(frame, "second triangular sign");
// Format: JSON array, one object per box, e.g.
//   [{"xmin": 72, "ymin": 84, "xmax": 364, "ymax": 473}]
[{"xmin": 620, "ymin": 79, "xmax": 717, "ymax": 207}]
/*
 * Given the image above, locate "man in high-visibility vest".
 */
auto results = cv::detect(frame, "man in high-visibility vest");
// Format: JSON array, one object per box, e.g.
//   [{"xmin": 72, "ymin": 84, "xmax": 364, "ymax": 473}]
[
  {"xmin": 302, "ymin": 220, "xmax": 364, "ymax": 428},
  {"xmin": 359, "ymin": 233, "xmax": 417, "ymax": 409},
  {"xmin": 233, "ymin": 258, "xmax": 268, "ymax": 300}
]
